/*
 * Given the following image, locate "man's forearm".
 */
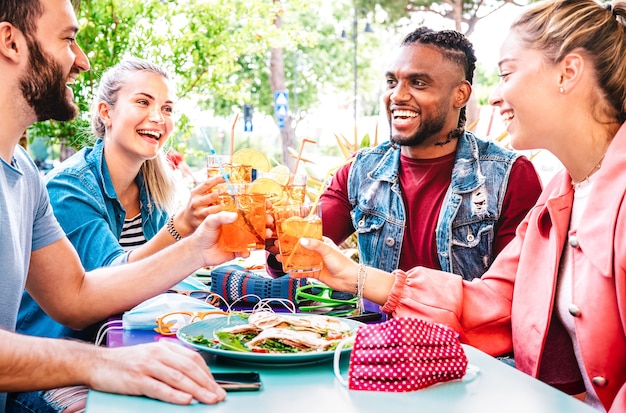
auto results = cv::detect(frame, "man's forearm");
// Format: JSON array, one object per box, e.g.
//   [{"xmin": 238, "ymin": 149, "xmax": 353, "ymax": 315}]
[
  {"xmin": 61, "ymin": 235, "xmax": 205, "ymax": 328},
  {"xmin": 0, "ymin": 330, "xmax": 97, "ymax": 391},
  {"xmin": 27, "ymin": 212, "xmax": 238, "ymax": 330}
]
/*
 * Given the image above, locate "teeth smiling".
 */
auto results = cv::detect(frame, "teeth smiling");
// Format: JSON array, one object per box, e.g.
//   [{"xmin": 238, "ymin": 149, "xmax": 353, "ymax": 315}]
[
  {"xmin": 137, "ymin": 129, "xmax": 162, "ymax": 140},
  {"xmin": 502, "ymin": 112, "xmax": 514, "ymax": 122},
  {"xmin": 393, "ymin": 110, "xmax": 417, "ymax": 118}
]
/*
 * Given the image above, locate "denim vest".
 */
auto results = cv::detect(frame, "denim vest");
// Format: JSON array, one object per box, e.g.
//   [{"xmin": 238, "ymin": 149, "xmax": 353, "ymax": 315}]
[
  {"xmin": 16, "ymin": 138, "xmax": 167, "ymax": 341},
  {"xmin": 347, "ymin": 131, "xmax": 519, "ymax": 279}
]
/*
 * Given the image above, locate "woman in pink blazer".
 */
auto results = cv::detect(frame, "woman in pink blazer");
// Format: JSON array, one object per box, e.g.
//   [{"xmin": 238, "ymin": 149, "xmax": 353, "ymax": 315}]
[{"xmin": 290, "ymin": 1, "xmax": 626, "ymax": 411}]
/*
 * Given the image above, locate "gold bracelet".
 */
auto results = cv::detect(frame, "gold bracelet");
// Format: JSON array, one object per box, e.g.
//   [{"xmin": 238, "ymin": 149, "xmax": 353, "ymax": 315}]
[{"xmin": 166, "ymin": 215, "xmax": 182, "ymax": 241}]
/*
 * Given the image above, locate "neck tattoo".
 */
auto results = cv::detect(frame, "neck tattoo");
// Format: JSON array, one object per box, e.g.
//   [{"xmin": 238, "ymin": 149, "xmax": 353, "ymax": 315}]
[
  {"xmin": 435, "ymin": 127, "xmax": 463, "ymax": 147},
  {"xmin": 571, "ymin": 155, "xmax": 604, "ymax": 189}
]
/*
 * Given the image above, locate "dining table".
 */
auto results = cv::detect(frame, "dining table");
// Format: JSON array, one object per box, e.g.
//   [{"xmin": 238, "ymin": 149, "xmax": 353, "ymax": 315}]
[{"xmin": 86, "ymin": 314, "xmax": 598, "ymax": 413}]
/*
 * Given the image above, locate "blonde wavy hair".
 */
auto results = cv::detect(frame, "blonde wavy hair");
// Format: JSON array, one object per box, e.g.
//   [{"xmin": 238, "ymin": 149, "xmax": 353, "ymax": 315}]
[
  {"xmin": 512, "ymin": 0, "xmax": 626, "ymax": 124},
  {"xmin": 91, "ymin": 57, "xmax": 178, "ymax": 214}
]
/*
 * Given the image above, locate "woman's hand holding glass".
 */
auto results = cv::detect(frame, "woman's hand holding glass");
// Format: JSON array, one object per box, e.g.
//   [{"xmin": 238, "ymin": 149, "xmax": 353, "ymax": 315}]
[
  {"xmin": 286, "ymin": 236, "xmax": 395, "ymax": 307},
  {"xmin": 174, "ymin": 175, "xmax": 225, "ymax": 237},
  {"xmin": 279, "ymin": 236, "xmax": 360, "ymax": 293}
]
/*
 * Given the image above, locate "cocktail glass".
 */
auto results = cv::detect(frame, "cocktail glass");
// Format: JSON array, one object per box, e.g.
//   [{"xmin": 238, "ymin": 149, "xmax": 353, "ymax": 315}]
[
  {"xmin": 218, "ymin": 184, "xmax": 266, "ymax": 252},
  {"xmin": 274, "ymin": 203, "xmax": 322, "ymax": 273},
  {"xmin": 253, "ymin": 171, "xmax": 308, "ymax": 206},
  {"xmin": 284, "ymin": 173, "xmax": 307, "ymax": 205},
  {"xmin": 207, "ymin": 155, "xmax": 252, "ymax": 184}
]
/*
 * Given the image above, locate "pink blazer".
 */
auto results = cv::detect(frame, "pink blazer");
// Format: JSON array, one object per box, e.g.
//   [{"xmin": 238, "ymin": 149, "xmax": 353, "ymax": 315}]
[{"xmin": 383, "ymin": 123, "xmax": 626, "ymax": 412}]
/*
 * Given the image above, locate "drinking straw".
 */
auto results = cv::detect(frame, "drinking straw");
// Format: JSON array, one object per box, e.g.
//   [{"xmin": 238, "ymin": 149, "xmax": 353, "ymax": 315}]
[
  {"xmin": 495, "ymin": 131, "xmax": 508, "ymax": 143},
  {"xmin": 200, "ymin": 128, "xmax": 264, "ymax": 245},
  {"xmin": 230, "ymin": 113, "xmax": 239, "ymax": 162},
  {"xmin": 200, "ymin": 128, "xmax": 236, "ymax": 195},
  {"xmin": 292, "ymin": 138, "xmax": 317, "ymax": 177},
  {"xmin": 288, "ymin": 149, "xmax": 314, "ymax": 165}
]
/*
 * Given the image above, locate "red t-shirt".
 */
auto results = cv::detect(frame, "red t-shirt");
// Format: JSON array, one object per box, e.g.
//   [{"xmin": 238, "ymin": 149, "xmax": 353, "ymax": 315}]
[{"xmin": 321, "ymin": 153, "xmax": 542, "ymax": 272}]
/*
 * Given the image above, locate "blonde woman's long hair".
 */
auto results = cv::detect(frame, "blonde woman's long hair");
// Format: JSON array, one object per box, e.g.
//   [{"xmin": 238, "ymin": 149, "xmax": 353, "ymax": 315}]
[
  {"xmin": 512, "ymin": 0, "xmax": 626, "ymax": 124},
  {"xmin": 91, "ymin": 57, "xmax": 178, "ymax": 214}
]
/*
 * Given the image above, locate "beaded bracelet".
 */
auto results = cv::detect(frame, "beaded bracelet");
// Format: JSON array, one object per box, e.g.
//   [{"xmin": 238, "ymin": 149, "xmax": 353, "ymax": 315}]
[
  {"xmin": 356, "ymin": 264, "xmax": 368, "ymax": 314},
  {"xmin": 166, "ymin": 215, "xmax": 182, "ymax": 241}
]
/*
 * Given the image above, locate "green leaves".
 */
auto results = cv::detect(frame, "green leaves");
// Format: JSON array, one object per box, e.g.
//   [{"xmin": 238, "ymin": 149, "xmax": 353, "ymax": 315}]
[
  {"xmin": 29, "ymin": 0, "xmax": 386, "ymax": 159},
  {"xmin": 29, "ymin": 0, "xmax": 276, "ymax": 150},
  {"xmin": 214, "ymin": 331, "xmax": 252, "ymax": 353}
]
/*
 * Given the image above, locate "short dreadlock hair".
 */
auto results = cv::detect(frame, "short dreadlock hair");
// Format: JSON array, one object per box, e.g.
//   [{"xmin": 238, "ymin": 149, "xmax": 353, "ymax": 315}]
[{"xmin": 401, "ymin": 27, "xmax": 477, "ymax": 129}]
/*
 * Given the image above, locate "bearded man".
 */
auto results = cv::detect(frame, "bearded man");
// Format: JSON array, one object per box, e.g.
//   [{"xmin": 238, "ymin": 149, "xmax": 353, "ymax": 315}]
[{"xmin": 319, "ymin": 27, "xmax": 543, "ymax": 315}]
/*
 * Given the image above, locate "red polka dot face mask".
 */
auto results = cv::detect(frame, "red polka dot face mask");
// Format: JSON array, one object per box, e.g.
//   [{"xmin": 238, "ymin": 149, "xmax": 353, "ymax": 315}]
[{"xmin": 334, "ymin": 317, "xmax": 470, "ymax": 392}]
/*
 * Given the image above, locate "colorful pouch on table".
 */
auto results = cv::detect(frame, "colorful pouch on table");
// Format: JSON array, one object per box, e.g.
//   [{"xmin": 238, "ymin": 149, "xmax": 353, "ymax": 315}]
[
  {"xmin": 334, "ymin": 317, "xmax": 469, "ymax": 392},
  {"xmin": 210, "ymin": 264, "xmax": 307, "ymax": 304}
]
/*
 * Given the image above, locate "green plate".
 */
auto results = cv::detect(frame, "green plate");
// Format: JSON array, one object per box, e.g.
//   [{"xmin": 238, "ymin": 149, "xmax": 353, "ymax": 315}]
[{"xmin": 177, "ymin": 313, "xmax": 363, "ymax": 365}]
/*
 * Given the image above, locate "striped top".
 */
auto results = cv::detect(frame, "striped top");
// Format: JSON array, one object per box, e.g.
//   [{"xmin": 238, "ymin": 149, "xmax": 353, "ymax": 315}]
[{"xmin": 119, "ymin": 213, "xmax": 147, "ymax": 251}]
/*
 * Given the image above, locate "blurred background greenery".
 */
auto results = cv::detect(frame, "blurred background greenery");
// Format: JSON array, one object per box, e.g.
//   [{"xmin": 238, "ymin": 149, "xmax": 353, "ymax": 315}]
[{"xmin": 28, "ymin": 0, "xmax": 551, "ymax": 183}]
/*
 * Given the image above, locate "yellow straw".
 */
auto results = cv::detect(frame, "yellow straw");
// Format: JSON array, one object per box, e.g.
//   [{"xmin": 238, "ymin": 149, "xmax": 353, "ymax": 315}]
[
  {"xmin": 229, "ymin": 113, "xmax": 239, "ymax": 162},
  {"xmin": 292, "ymin": 138, "xmax": 317, "ymax": 179}
]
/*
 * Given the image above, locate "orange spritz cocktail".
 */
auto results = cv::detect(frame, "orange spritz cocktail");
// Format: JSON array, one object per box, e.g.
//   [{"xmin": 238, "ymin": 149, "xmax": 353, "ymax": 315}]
[
  {"xmin": 218, "ymin": 184, "xmax": 266, "ymax": 251},
  {"xmin": 274, "ymin": 203, "xmax": 322, "ymax": 273},
  {"xmin": 251, "ymin": 168, "xmax": 307, "ymax": 249}
]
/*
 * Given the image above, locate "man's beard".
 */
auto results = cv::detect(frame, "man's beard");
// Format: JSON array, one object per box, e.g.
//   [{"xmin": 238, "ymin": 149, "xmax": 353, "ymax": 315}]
[
  {"xmin": 389, "ymin": 106, "xmax": 448, "ymax": 147},
  {"xmin": 19, "ymin": 38, "xmax": 78, "ymax": 122}
]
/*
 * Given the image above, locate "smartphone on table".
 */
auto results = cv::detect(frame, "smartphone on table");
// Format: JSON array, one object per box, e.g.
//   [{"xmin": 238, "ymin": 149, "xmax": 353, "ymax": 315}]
[{"xmin": 212, "ymin": 372, "xmax": 262, "ymax": 391}]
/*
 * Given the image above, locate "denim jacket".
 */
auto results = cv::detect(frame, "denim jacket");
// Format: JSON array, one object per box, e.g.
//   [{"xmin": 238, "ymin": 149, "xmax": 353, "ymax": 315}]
[
  {"xmin": 347, "ymin": 131, "xmax": 519, "ymax": 279},
  {"xmin": 16, "ymin": 138, "xmax": 167, "ymax": 340}
]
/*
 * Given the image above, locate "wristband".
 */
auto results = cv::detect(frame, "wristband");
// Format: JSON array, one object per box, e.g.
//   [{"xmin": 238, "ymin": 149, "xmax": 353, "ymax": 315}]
[
  {"xmin": 166, "ymin": 215, "xmax": 182, "ymax": 241},
  {"xmin": 356, "ymin": 264, "xmax": 368, "ymax": 314}
]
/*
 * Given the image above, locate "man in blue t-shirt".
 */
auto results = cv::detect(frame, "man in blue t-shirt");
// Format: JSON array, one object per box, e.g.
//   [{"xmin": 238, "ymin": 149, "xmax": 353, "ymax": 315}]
[{"xmin": 0, "ymin": 1, "xmax": 247, "ymax": 410}]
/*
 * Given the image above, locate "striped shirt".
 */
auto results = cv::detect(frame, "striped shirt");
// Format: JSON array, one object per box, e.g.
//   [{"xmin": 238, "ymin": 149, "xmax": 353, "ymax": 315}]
[{"xmin": 119, "ymin": 213, "xmax": 147, "ymax": 251}]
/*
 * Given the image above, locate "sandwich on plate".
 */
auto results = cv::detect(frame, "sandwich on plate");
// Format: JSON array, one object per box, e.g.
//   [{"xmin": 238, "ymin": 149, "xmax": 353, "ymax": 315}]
[{"xmin": 215, "ymin": 311, "xmax": 355, "ymax": 353}]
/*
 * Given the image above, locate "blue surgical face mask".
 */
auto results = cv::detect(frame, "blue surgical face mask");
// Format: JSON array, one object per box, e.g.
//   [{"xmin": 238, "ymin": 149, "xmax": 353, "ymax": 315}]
[
  {"xmin": 171, "ymin": 275, "xmax": 208, "ymax": 292},
  {"xmin": 122, "ymin": 293, "xmax": 218, "ymax": 330}
]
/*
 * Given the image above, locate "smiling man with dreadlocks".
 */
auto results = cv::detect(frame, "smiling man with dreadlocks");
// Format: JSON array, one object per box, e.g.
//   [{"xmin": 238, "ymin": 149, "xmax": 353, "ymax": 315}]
[{"xmin": 318, "ymin": 27, "xmax": 543, "ymax": 316}]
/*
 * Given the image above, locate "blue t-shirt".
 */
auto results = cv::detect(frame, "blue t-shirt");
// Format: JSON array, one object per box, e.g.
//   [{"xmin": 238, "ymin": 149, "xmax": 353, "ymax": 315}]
[{"xmin": 0, "ymin": 146, "xmax": 65, "ymax": 411}]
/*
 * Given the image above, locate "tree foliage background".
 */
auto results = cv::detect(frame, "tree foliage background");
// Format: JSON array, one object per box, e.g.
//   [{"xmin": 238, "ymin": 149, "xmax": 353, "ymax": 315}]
[
  {"xmin": 26, "ymin": 0, "xmax": 533, "ymax": 165},
  {"xmin": 358, "ymin": 0, "xmax": 534, "ymax": 35},
  {"xmin": 30, "ymin": 0, "xmax": 277, "ymax": 155}
]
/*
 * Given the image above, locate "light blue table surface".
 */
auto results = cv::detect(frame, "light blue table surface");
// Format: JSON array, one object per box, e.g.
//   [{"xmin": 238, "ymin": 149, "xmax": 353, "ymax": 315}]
[{"xmin": 86, "ymin": 334, "xmax": 597, "ymax": 413}]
